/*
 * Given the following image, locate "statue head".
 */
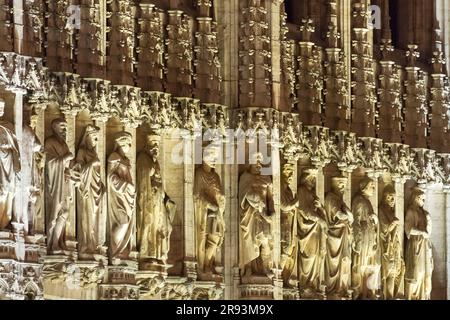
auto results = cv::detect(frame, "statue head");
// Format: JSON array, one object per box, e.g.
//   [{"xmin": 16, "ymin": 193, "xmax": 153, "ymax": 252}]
[
  {"xmin": 282, "ymin": 163, "xmax": 295, "ymax": 185},
  {"xmin": 249, "ymin": 152, "xmax": 264, "ymax": 175},
  {"xmin": 80, "ymin": 125, "xmax": 100, "ymax": 150},
  {"xmin": 146, "ymin": 134, "xmax": 160, "ymax": 158},
  {"xmin": 382, "ymin": 185, "xmax": 396, "ymax": 209},
  {"xmin": 114, "ymin": 131, "xmax": 133, "ymax": 155},
  {"xmin": 299, "ymin": 168, "xmax": 318, "ymax": 191},
  {"xmin": 51, "ymin": 118, "xmax": 68, "ymax": 140},
  {"xmin": 411, "ymin": 187, "xmax": 426, "ymax": 208},
  {"xmin": 359, "ymin": 177, "xmax": 375, "ymax": 197},
  {"xmin": 203, "ymin": 144, "xmax": 220, "ymax": 169},
  {"xmin": 331, "ymin": 176, "xmax": 347, "ymax": 195}
]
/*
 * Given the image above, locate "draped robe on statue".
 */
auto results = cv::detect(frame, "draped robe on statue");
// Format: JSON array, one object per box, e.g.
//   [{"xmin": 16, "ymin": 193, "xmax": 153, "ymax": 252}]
[
  {"xmin": 324, "ymin": 192, "xmax": 352, "ymax": 296},
  {"xmin": 239, "ymin": 171, "xmax": 274, "ymax": 274},
  {"xmin": 22, "ymin": 125, "xmax": 43, "ymax": 234},
  {"xmin": 405, "ymin": 205, "xmax": 433, "ymax": 300},
  {"xmin": 137, "ymin": 152, "xmax": 176, "ymax": 262},
  {"xmin": 379, "ymin": 202, "xmax": 405, "ymax": 299},
  {"xmin": 45, "ymin": 135, "xmax": 72, "ymax": 252},
  {"xmin": 107, "ymin": 151, "xmax": 135, "ymax": 259},
  {"xmin": 297, "ymin": 185, "xmax": 327, "ymax": 292},
  {"xmin": 76, "ymin": 144, "xmax": 105, "ymax": 254},
  {"xmin": 280, "ymin": 183, "xmax": 298, "ymax": 285},
  {"xmin": 0, "ymin": 120, "xmax": 20, "ymax": 230},
  {"xmin": 351, "ymin": 193, "xmax": 380, "ymax": 298},
  {"xmin": 193, "ymin": 165, "xmax": 224, "ymax": 273}
]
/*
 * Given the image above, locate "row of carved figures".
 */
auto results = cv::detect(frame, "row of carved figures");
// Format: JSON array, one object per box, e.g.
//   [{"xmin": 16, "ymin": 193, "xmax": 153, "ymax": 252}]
[
  {"xmin": 0, "ymin": 103, "xmax": 433, "ymax": 300},
  {"xmin": 241, "ymin": 159, "xmax": 433, "ymax": 300}
]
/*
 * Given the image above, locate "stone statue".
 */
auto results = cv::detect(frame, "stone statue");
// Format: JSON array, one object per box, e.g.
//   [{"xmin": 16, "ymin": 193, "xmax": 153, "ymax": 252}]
[
  {"xmin": 351, "ymin": 177, "xmax": 380, "ymax": 299},
  {"xmin": 280, "ymin": 163, "xmax": 299, "ymax": 287},
  {"xmin": 379, "ymin": 185, "xmax": 405, "ymax": 300},
  {"xmin": 405, "ymin": 188, "xmax": 433, "ymax": 300},
  {"xmin": 75, "ymin": 125, "xmax": 106, "ymax": 255},
  {"xmin": 0, "ymin": 100, "xmax": 20, "ymax": 230},
  {"xmin": 107, "ymin": 131, "xmax": 135, "ymax": 260},
  {"xmin": 324, "ymin": 176, "xmax": 353, "ymax": 298},
  {"xmin": 45, "ymin": 118, "xmax": 76, "ymax": 253},
  {"xmin": 239, "ymin": 153, "xmax": 275, "ymax": 278},
  {"xmin": 22, "ymin": 109, "xmax": 44, "ymax": 235},
  {"xmin": 194, "ymin": 145, "xmax": 225, "ymax": 275},
  {"xmin": 297, "ymin": 168, "xmax": 328, "ymax": 296},
  {"xmin": 137, "ymin": 134, "xmax": 176, "ymax": 264}
]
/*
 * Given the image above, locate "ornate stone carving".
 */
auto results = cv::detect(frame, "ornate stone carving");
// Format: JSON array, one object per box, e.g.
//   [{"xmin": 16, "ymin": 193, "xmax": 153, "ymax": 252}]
[
  {"xmin": 75, "ymin": 125, "xmax": 106, "ymax": 257},
  {"xmin": 324, "ymin": 176, "xmax": 353, "ymax": 299},
  {"xmin": 0, "ymin": 100, "xmax": 21, "ymax": 230},
  {"xmin": 44, "ymin": 118, "xmax": 77, "ymax": 254},
  {"xmin": 137, "ymin": 134, "xmax": 176, "ymax": 266},
  {"xmin": 405, "ymin": 188, "xmax": 433, "ymax": 300},
  {"xmin": 194, "ymin": 145, "xmax": 225, "ymax": 277},
  {"xmin": 379, "ymin": 185, "xmax": 405, "ymax": 300},
  {"xmin": 351, "ymin": 177, "xmax": 380, "ymax": 299},
  {"xmin": 239, "ymin": 153, "xmax": 274, "ymax": 279},
  {"xmin": 297, "ymin": 168, "xmax": 327, "ymax": 298},
  {"xmin": 107, "ymin": 131, "xmax": 135, "ymax": 261}
]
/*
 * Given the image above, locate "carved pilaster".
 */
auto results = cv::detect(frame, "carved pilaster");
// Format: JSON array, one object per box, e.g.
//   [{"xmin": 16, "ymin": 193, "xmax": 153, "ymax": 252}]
[
  {"xmin": 166, "ymin": 10, "xmax": 193, "ymax": 98},
  {"xmin": 429, "ymin": 50, "xmax": 450, "ymax": 152},
  {"xmin": 378, "ymin": 39, "xmax": 403, "ymax": 143},
  {"xmin": 0, "ymin": 0, "xmax": 13, "ymax": 51},
  {"xmin": 280, "ymin": 7, "xmax": 296, "ymax": 112},
  {"xmin": 23, "ymin": 0, "xmax": 45, "ymax": 57},
  {"xmin": 136, "ymin": 4, "xmax": 165, "ymax": 91},
  {"xmin": 106, "ymin": 0, "xmax": 136, "ymax": 85},
  {"xmin": 77, "ymin": 0, "xmax": 106, "ymax": 78},
  {"xmin": 351, "ymin": 1, "xmax": 376, "ymax": 137},
  {"xmin": 404, "ymin": 45, "xmax": 428, "ymax": 148},
  {"xmin": 194, "ymin": 17, "xmax": 222, "ymax": 103},
  {"xmin": 297, "ymin": 19, "xmax": 323, "ymax": 125},
  {"xmin": 44, "ymin": 0, "xmax": 76, "ymax": 72},
  {"xmin": 239, "ymin": 0, "xmax": 271, "ymax": 107}
]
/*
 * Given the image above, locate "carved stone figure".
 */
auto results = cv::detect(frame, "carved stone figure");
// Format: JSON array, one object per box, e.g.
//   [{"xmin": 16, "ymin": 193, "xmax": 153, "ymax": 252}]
[
  {"xmin": 45, "ymin": 118, "xmax": 76, "ymax": 253},
  {"xmin": 137, "ymin": 134, "xmax": 176, "ymax": 263},
  {"xmin": 239, "ymin": 153, "xmax": 274, "ymax": 278},
  {"xmin": 194, "ymin": 145, "xmax": 225, "ymax": 275},
  {"xmin": 405, "ymin": 188, "xmax": 433, "ymax": 300},
  {"xmin": 324, "ymin": 176, "xmax": 353, "ymax": 298},
  {"xmin": 0, "ymin": 100, "xmax": 20, "ymax": 230},
  {"xmin": 107, "ymin": 131, "xmax": 135, "ymax": 260},
  {"xmin": 75, "ymin": 125, "xmax": 106, "ymax": 255},
  {"xmin": 280, "ymin": 163, "xmax": 299, "ymax": 287},
  {"xmin": 379, "ymin": 185, "xmax": 405, "ymax": 300},
  {"xmin": 351, "ymin": 177, "xmax": 380, "ymax": 299},
  {"xmin": 297, "ymin": 168, "xmax": 328, "ymax": 296},
  {"xmin": 22, "ymin": 110, "xmax": 44, "ymax": 235}
]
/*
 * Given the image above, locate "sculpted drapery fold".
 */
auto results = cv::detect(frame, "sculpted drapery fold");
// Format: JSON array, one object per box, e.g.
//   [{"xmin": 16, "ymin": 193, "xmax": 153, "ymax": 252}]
[{"xmin": 107, "ymin": 131, "xmax": 135, "ymax": 260}]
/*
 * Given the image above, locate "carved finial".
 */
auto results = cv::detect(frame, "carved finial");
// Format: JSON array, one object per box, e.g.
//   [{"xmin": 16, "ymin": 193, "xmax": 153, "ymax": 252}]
[
  {"xmin": 380, "ymin": 38, "xmax": 394, "ymax": 60},
  {"xmin": 299, "ymin": 18, "xmax": 315, "ymax": 42},
  {"xmin": 326, "ymin": 24, "xmax": 341, "ymax": 48},
  {"xmin": 406, "ymin": 44, "xmax": 420, "ymax": 67}
]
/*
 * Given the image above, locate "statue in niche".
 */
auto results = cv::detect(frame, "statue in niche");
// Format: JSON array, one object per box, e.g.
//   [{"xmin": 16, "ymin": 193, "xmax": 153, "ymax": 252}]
[
  {"xmin": 239, "ymin": 152, "xmax": 275, "ymax": 278},
  {"xmin": 22, "ymin": 108, "xmax": 44, "ymax": 235},
  {"xmin": 297, "ymin": 168, "xmax": 328, "ymax": 296},
  {"xmin": 351, "ymin": 177, "xmax": 380, "ymax": 299},
  {"xmin": 194, "ymin": 144, "xmax": 225, "ymax": 275},
  {"xmin": 75, "ymin": 125, "xmax": 106, "ymax": 256},
  {"xmin": 137, "ymin": 134, "xmax": 176, "ymax": 264},
  {"xmin": 280, "ymin": 163, "xmax": 299, "ymax": 287},
  {"xmin": 45, "ymin": 118, "xmax": 77, "ymax": 253},
  {"xmin": 324, "ymin": 176, "xmax": 353, "ymax": 298},
  {"xmin": 379, "ymin": 185, "xmax": 405, "ymax": 300},
  {"xmin": 107, "ymin": 131, "xmax": 135, "ymax": 260},
  {"xmin": 0, "ymin": 100, "xmax": 21, "ymax": 230},
  {"xmin": 405, "ymin": 188, "xmax": 433, "ymax": 300}
]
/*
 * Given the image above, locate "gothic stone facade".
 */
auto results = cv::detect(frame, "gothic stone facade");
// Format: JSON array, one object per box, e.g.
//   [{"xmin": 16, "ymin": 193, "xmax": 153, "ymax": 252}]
[{"xmin": 0, "ymin": 0, "xmax": 450, "ymax": 300}]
